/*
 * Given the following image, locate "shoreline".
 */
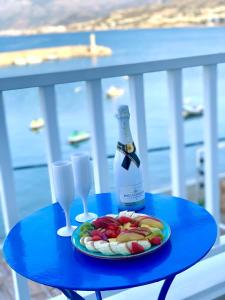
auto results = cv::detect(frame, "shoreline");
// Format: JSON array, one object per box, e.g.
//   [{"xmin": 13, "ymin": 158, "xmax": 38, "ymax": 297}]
[
  {"xmin": 0, "ymin": 33, "xmax": 112, "ymax": 67},
  {"xmin": 0, "ymin": 24, "xmax": 224, "ymax": 38},
  {"xmin": 2, "ymin": 1, "xmax": 225, "ymax": 37}
]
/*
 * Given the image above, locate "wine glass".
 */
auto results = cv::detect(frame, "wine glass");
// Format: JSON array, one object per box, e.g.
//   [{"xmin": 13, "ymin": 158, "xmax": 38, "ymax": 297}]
[
  {"xmin": 51, "ymin": 160, "xmax": 77, "ymax": 237},
  {"xmin": 71, "ymin": 153, "xmax": 98, "ymax": 222}
]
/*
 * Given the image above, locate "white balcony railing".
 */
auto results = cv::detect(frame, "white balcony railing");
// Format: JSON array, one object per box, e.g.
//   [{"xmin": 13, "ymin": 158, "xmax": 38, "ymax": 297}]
[{"xmin": 1, "ymin": 53, "xmax": 225, "ymax": 300}]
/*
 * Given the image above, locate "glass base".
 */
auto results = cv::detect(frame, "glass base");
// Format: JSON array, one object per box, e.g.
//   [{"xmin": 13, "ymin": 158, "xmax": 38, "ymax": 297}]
[
  {"xmin": 75, "ymin": 212, "xmax": 98, "ymax": 223},
  {"xmin": 57, "ymin": 226, "xmax": 77, "ymax": 237}
]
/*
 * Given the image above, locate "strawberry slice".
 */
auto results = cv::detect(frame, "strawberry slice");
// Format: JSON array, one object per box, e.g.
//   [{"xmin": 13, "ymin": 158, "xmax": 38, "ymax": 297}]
[
  {"xmin": 90, "ymin": 229, "xmax": 101, "ymax": 237},
  {"xmin": 92, "ymin": 235, "xmax": 102, "ymax": 241},
  {"xmin": 92, "ymin": 216, "xmax": 120, "ymax": 229},
  {"xmin": 130, "ymin": 242, "xmax": 145, "ymax": 254},
  {"xmin": 105, "ymin": 229, "xmax": 118, "ymax": 238},
  {"xmin": 107, "ymin": 224, "xmax": 120, "ymax": 231},
  {"xmin": 118, "ymin": 216, "xmax": 134, "ymax": 224},
  {"xmin": 104, "ymin": 216, "xmax": 120, "ymax": 225},
  {"xmin": 130, "ymin": 221, "xmax": 139, "ymax": 228},
  {"xmin": 150, "ymin": 236, "xmax": 162, "ymax": 245},
  {"xmin": 90, "ymin": 229, "xmax": 106, "ymax": 240}
]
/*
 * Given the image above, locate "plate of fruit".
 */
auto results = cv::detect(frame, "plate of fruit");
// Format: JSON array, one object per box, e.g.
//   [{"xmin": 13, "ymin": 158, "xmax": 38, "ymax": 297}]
[{"xmin": 71, "ymin": 211, "xmax": 171, "ymax": 259}]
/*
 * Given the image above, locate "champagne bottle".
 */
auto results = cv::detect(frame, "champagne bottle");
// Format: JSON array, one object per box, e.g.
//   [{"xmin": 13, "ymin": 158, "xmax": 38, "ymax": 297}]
[{"xmin": 113, "ymin": 105, "xmax": 145, "ymax": 211}]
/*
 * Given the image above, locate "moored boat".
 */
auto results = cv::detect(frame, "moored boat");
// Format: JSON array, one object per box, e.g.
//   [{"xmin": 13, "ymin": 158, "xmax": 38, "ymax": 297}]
[
  {"xmin": 106, "ymin": 86, "xmax": 124, "ymax": 99},
  {"xmin": 68, "ymin": 130, "xmax": 90, "ymax": 144},
  {"xmin": 182, "ymin": 104, "xmax": 204, "ymax": 119},
  {"xmin": 74, "ymin": 86, "xmax": 82, "ymax": 93},
  {"xmin": 29, "ymin": 118, "xmax": 44, "ymax": 131}
]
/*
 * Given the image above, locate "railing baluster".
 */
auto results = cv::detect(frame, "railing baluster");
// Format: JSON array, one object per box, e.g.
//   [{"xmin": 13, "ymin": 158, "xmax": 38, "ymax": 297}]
[
  {"xmin": 203, "ymin": 64, "xmax": 219, "ymax": 224},
  {"xmin": 167, "ymin": 69, "xmax": 186, "ymax": 197},
  {"xmin": 129, "ymin": 74, "xmax": 150, "ymax": 191},
  {"xmin": 0, "ymin": 92, "xmax": 30, "ymax": 300},
  {"xmin": 86, "ymin": 80, "xmax": 108, "ymax": 193},
  {"xmin": 0, "ymin": 93, "xmax": 18, "ymax": 231},
  {"xmin": 39, "ymin": 85, "xmax": 61, "ymax": 202}
]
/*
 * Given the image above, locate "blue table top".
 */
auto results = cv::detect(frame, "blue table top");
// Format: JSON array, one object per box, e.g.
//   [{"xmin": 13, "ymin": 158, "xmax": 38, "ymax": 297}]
[{"xmin": 3, "ymin": 193, "xmax": 217, "ymax": 291}]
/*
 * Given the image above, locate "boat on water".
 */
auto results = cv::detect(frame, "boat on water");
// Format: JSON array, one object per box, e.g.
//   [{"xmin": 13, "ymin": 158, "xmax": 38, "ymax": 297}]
[
  {"xmin": 68, "ymin": 130, "xmax": 90, "ymax": 144},
  {"xmin": 182, "ymin": 103, "xmax": 204, "ymax": 119},
  {"xmin": 14, "ymin": 56, "xmax": 43, "ymax": 66},
  {"xmin": 106, "ymin": 86, "xmax": 124, "ymax": 99},
  {"xmin": 29, "ymin": 118, "xmax": 44, "ymax": 131},
  {"xmin": 14, "ymin": 57, "xmax": 27, "ymax": 66},
  {"xmin": 74, "ymin": 86, "xmax": 83, "ymax": 93},
  {"xmin": 27, "ymin": 56, "xmax": 43, "ymax": 65}
]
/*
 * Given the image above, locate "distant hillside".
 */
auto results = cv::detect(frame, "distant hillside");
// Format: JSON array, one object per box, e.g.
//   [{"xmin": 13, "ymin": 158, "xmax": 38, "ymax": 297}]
[
  {"xmin": 67, "ymin": 0, "xmax": 225, "ymax": 31},
  {"xmin": 1, "ymin": 0, "xmax": 225, "ymax": 35},
  {"xmin": 0, "ymin": 0, "xmax": 156, "ymax": 30}
]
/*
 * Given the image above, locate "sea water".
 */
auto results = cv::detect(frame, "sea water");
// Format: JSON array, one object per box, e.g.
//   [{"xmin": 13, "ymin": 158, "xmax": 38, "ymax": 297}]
[{"xmin": 1, "ymin": 27, "xmax": 225, "ymax": 239}]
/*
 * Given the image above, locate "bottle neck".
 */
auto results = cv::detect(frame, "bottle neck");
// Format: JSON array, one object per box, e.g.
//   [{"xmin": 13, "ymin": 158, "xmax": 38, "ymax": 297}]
[{"xmin": 117, "ymin": 117, "xmax": 133, "ymax": 145}]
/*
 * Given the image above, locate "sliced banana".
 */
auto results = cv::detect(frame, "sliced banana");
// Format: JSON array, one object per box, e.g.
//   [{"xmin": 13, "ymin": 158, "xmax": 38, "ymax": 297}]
[
  {"xmin": 80, "ymin": 237, "xmax": 85, "ymax": 245},
  {"xmin": 100, "ymin": 243, "xmax": 115, "ymax": 255},
  {"xmin": 109, "ymin": 241, "xmax": 119, "ymax": 253},
  {"xmin": 84, "ymin": 237, "xmax": 92, "ymax": 243},
  {"xmin": 108, "ymin": 241, "xmax": 129, "ymax": 255},
  {"xmin": 94, "ymin": 241, "xmax": 115, "ymax": 255},
  {"xmin": 116, "ymin": 243, "xmax": 131, "ymax": 255},
  {"xmin": 84, "ymin": 237, "xmax": 97, "ymax": 252}
]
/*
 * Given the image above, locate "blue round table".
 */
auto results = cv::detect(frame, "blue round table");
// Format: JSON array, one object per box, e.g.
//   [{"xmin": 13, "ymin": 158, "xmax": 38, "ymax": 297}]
[{"xmin": 3, "ymin": 193, "xmax": 217, "ymax": 300}]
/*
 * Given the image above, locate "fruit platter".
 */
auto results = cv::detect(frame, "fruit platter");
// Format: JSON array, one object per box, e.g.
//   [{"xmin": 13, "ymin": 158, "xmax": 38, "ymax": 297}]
[{"xmin": 71, "ymin": 211, "xmax": 171, "ymax": 259}]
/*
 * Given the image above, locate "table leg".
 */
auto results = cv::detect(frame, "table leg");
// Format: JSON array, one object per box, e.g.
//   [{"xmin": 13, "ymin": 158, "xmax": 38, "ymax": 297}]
[
  {"xmin": 158, "ymin": 275, "xmax": 176, "ymax": 300},
  {"xmin": 95, "ymin": 290, "xmax": 103, "ymax": 300},
  {"xmin": 60, "ymin": 289, "xmax": 85, "ymax": 300}
]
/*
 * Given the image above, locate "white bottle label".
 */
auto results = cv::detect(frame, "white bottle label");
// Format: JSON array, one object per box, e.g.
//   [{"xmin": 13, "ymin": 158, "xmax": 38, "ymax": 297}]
[{"xmin": 119, "ymin": 182, "xmax": 145, "ymax": 204}]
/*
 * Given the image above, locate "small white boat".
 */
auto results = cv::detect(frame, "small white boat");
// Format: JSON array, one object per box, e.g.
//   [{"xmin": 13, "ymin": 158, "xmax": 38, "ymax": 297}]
[
  {"xmin": 27, "ymin": 56, "xmax": 43, "ymax": 65},
  {"xmin": 47, "ymin": 53, "xmax": 57, "ymax": 60},
  {"xmin": 106, "ymin": 86, "xmax": 124, "ymax": 99},
  {"xmin": 14, "ymin": 57, "xmax": 27, "ymax": 66},
  {"xmin": 183, "ymin": 103, "xmax": 204, "ymax": 119},
  {"xmin": 74, "ymin": 86, "xmax": 82, "ymax": 93},
  {"xmin": 29, "ymin": 118, "xmax": 45, "ymax": 131},
  {"xmin": 68, "ymin": 130, "xmax": 90, "ymax": 144}
]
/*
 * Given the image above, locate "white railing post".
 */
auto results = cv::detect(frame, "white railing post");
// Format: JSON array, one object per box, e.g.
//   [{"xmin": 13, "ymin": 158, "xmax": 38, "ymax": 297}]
[
  {"xmin": 167, "ymin": 69, "xmax": 186, "ymax": 198},
  {"xmin": 0, "ymin": 92, "xmax": 30, "ymax": 300},
  {"xmin": 39, "ymin": 85, "xmax": 61, "ymax": 202},
  {"xmin": 203, "ymin": 64, "xmax": 220, "ymax": 224},
  {"xmin": 86, "ymin": 80, "xmax": 109, "ymax": 193},
  {"xmin": 129, "ymin": 74, "xmax": 150, "ymax": 191}
]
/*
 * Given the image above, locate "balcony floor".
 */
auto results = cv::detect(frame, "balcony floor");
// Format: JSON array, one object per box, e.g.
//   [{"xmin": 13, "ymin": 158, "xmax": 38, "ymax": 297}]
[{"xmin": 0, "ymin": 257, "xmax": 61, "ymax": 299}]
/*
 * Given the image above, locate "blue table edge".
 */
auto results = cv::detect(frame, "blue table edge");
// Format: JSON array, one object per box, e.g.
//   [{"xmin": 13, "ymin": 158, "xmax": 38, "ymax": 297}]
[{"xmin": 2, "ymin": 193, "xmax": 218, "ymax": 293}]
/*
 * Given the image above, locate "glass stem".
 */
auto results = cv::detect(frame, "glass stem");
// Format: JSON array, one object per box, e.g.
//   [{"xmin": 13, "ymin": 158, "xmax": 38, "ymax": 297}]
[
  {"xmin": 82, "ymin": 197, "xmax": 89, "ymax": 217},
  {"xmin": 65, "ymin": 210, "xmax": 71, "ymax": 229}
]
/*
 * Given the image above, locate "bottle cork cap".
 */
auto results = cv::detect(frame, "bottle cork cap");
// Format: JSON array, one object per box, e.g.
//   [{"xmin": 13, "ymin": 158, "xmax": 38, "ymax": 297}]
[{"xmin": 116, "ymin": 105, "xmax": 130, "ymax": 119}]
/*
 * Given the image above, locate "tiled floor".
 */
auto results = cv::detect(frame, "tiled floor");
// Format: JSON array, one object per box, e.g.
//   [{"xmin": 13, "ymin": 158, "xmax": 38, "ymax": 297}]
[{"xmin": 0, "ymin": 259, "xmax": 61, "ymax": 300}]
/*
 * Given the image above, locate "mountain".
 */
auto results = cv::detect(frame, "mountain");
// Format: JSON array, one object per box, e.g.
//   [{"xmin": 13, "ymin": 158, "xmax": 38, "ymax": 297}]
[
  {"xmin": 67, "ymin": 0, "xmax": 225, "ymax": 31},
  {"xmin": 1, "ymin": 0, "xmax": 225, "ymax": 34},
  {"xmin": 0, "ymin": 0, "xmax": 157, "ymax": 30}
]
